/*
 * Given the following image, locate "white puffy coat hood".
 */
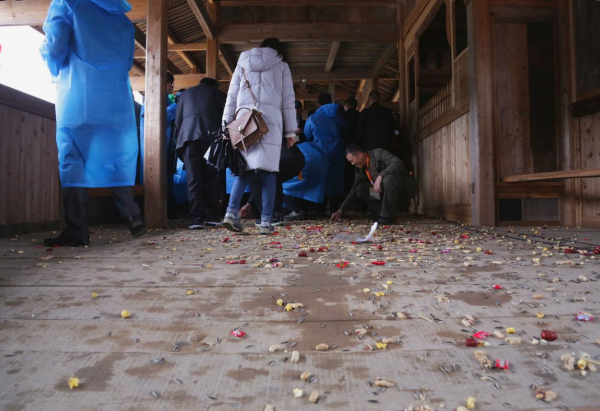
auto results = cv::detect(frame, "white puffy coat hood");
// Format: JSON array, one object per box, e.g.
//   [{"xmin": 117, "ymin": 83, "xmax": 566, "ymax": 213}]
[{"xmin": 238, "ymin": 47, "xmax": 283, "ymax": 73}]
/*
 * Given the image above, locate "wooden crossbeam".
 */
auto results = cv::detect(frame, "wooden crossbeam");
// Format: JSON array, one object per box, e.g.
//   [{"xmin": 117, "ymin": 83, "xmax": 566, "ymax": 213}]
[
  {"xmin": 131, "ymin": 62, "xmax": 145, "ymax": 76},
  {"xmin": 168, "ymin": 31, "xmax": 201, "ymax": 73},
  {"xmin": 219, "ymin": 45, "xmax": 236, "ymax": 76},
  {"xmin": 358, "ymin": 79, "xmax": 372, "ymax": 111},
  {"xmin": 0, "ymin": 0, "xmax": 147, "ymax": 26},
  {"xmin": 130, "ymin": 68, "xmax": 397, "ymax": 91},
  {"xmin": 134, "ymin": 25, "xmax": 182, "ymax": 74},
  {"xmin": 186, "ymin": 0, "xmax": 216, "ymax": 40},
  {"xmin": 219, "ymin": 0, "xmax": 397, "ymax": 5},
  {"xmin": 372, "ymin": 43, "xmax": 398, "ymax": 76},
  {"xmin": 391, "ymin": 85, "xmax": 401, "ymax": 102},
  {"xmin": 325, "ymin": 41, "xmax": 341, "ymax": 73},
  {"xmin": 296, "ymin": 90, "xmax": 351, "ymax": 101},
  {"xmin": 502, "ymin": 169, "xmax": 600, "ymax": 183},
  {"xmin": 135, "ymin": 43, "xmax": 208, "ymax": 58},
  {"xmin": 219, "ymin": 24, "xmax": 399, "ymax": 43}
]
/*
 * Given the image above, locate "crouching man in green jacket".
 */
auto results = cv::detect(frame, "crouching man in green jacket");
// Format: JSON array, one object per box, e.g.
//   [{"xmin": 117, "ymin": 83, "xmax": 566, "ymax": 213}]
[{"xmin": 331, "ymin": 143, "xmax": 416, "ymax": 225}]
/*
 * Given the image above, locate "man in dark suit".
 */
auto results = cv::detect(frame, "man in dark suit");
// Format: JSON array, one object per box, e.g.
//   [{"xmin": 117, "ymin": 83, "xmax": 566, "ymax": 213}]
[
  {"xmin": 358, "ymin": 90, "xmax": 396, "ymax": 151},
  {"xmin": 175, "ymin": 77, "xmax": 226, "ymax": 229}
]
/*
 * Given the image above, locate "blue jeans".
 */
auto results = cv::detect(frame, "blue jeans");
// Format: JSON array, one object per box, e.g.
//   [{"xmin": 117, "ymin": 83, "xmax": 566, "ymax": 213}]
[{"xmin": 227, "ymin": 170, "xmax": 276, "ymax": 223}]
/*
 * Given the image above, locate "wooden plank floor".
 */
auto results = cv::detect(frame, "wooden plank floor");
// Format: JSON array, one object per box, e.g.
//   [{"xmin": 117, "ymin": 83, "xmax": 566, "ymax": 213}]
[{"xmin": 1, "ymin": 218, "xmax": 600, "ymax": 410}]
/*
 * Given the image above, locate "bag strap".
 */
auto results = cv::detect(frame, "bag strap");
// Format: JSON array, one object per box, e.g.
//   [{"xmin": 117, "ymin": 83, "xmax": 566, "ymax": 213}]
[{"xmin": 241, "ymin": 67, "xmax": 258, "ymax": 108}]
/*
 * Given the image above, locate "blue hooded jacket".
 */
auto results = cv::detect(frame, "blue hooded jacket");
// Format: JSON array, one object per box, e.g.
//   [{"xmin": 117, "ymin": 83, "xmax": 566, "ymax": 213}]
[
  {"xmin": 40, "ymin": 0, "xmax": 138, "ymax": 188},
  {"xmin": 283, "ymin": 103, "xmax": 346, "ymax": 203}
]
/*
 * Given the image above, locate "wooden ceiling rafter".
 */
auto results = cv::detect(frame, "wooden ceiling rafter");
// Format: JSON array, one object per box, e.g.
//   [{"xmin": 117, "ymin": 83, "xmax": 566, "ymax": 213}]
[
  {"xmin": 357, "ymin": 43, "xmax": 398, "ymax": 110},
  {"xmin": 219, "ymin": 45, "xmax": 236, "ymax": 76},
  {"xmin": 325, "ymin": 41, "xmax": 341, "ymax": 73},
  {"xmin": 186, "ymin": 0, "xmax": 217, "ymax": 40},
  {"xmin": 134, "ymin": 24, "xmax": 183, "ymax": 75},
  {"xmin": 219, "ymin": 24, "xmax": 399, "ymax": 43},
  {"xmin": 219, "ymin": 0, "xmax": 396, "ymax": 5},
  {"xmin": 168, "ymin": 30, "xmax": 202, "ymax": 74}
]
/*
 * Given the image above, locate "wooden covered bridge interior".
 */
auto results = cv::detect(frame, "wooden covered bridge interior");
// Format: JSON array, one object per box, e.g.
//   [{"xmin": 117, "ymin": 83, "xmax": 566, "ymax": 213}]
[
  {"xmin": 1, "ymin": 0, "xmax": 600, "ymax": 231},
  {"xmin": 2, "ymin": 2, "xmax": 600, "ymax": 410}
]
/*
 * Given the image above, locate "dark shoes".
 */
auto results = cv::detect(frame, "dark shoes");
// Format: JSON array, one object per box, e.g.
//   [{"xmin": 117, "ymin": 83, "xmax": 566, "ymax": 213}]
[
  {"xmin": 127, "ymin": 214, "xmax": 147, "ymax": 238},
  {"xmin": 284, "ymin": 210, "xmax": 305, "ymax": 221},
  {"xmin": 376, "ymin": 217, "xmax": 395, "ymax": 225},
  {"xmin": 189, "ymin": 217, "xmax": 204, "ymax": 230},
  {"xmin": 43, "ymin": 235, "xmax": 89, "ymax": 247}
]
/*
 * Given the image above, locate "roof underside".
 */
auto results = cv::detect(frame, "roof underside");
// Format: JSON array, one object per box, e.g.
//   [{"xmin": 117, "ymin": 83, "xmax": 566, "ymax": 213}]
[{"xmin": 130, "ymin": 0, "xmax": 401, "ymax": 112}]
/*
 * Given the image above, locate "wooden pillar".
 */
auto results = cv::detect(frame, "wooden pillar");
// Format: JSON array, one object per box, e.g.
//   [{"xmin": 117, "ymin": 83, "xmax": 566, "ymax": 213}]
[
  {"xmin": 143, "ymin": 0, "xmax": 168, "ymax": 229},
  {"xmin": 558, "ymin": 0, "xmax": 578, "ymax": 226},
  {"xmin": 328, "ymin": 81, "xmax": 336, "ymax": 102},
  {"xmin": 467, "ymin": 0, "xmax": 495, "ymax": 227},
  {"xmin": 397, "ymin": 1, "xmax": 407, "ymax": 135},
  {"xmin": 206, "ymin": 2, "xmax": 219, "ymax": 79}
]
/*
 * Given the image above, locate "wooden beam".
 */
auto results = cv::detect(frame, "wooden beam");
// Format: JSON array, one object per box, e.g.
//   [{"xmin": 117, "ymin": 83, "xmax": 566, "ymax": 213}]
[
  {"xmin": 372, "ymin": 43, "xmax": 398, "ymax": 76},
  {"xmin": 219, "ymin": 24, "xmax": 399, "ymax": 43},
  {"xmin": 328, "ymin": 81, "xmax": 336, "ymax": 101},
  {"xmin": 467, "ymin": 0, "xmax": 495, "ymax": 227},
  {"xmin": 134, "ymin": 24, "xmax": 182, "ymax": 74},
  {"xmin": 0, "ymin": 0, "xmax": 147, "ymax": 26},
  {"xmin": 143, "ymin": 0, "xmax": 168, "ymax": 229},
  {"xmin": 391, "ymin": 85, "xmax": 400, "ymax": 103},
  {"xmin": 131, "ymin": 73, "xmax": 209, "ymax": 92},
  {"xmin": 168, "ymin": 31, "xmax": 200, "ymax": 73},
  {"xmin": 502, "ymin": 169, "xmax": 600, "ymax": 183},
  {"xmin": 219, "ymin": 45, "xmax": 236, "ymax": 76},
  {"xmin": 220, "ymin": 0, "xmax": 396, "ymax": 5},
  {"xmin": 291, "ymin": 67, "xmax": 396, "ymax": 81},
  {"xmin": 135, "ymin": 43, "xmax": 208, "ymax": 58},
  {"xmin": 131, "ymin": 62, "xmax": 145, "ymax": 76},
  {"xmin": 186, "ymin": 0, "xmax": 216, "ymax": 40},
  {"xmin": 168, "ymin": 43, "xmax": 208, "ymax": 52},
  {"xmin": 324, "ymin": 41, "xmax": 341, "ymax": 73},
  {"xmin": 296, "ymin": 90, "xmax": 351, "ymax": 101},
  {"xmin": 131, "ymin": 67, "xmax": 396, "ymax": 91},
  {"xmin": 358, "ymin": 79, "xmax": 372, "ymax": 111},
  {"xmin": 206, "ymin": 1, "xmax": 219, "ymax": 79}
]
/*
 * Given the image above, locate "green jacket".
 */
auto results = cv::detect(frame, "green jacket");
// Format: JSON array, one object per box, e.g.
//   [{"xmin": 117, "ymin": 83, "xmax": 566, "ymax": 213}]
[{"xmin": 340, "ymin": 149, "xmax": 406, "ymax": 211}]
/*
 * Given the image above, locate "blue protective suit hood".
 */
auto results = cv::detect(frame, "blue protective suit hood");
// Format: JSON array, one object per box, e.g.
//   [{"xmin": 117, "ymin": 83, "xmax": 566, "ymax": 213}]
[
  {"xmin": 317, "ymin": 103, "xmax": 340, "ymax": 118},
  {"xmin": 90, "ymin": 0, "xmax": 132, "ymax": 14},
  {"xmin": 238, "ymin": 47, "xmax": 282, "ymax": 73}
]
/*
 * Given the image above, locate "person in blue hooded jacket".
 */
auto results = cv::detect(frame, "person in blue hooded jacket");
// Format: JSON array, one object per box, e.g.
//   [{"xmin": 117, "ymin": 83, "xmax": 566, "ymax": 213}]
[
  {"xmin": 40, "ymin": 0, "xmax": 146, "ymax": 247},
  {"xmin": 282, "ymin": 93, "xmax": 347, "ymax": 219}
]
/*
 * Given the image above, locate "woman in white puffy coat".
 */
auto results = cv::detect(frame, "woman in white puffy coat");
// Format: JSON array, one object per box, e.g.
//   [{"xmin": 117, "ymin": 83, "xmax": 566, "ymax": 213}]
[{"xmin": 222, "ymin": 38, "xmax": 297, "ymax": 234}]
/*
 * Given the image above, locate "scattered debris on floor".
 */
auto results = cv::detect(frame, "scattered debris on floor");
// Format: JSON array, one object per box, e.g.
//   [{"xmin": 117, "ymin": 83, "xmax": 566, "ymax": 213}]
[{"xmin": 1, "ymin": 218, "xmax": 600, "ymax": 410}]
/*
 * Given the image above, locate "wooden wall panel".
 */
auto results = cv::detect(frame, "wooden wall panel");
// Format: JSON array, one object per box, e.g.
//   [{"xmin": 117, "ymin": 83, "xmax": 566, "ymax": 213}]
[
  {"xmin": 576, "ymin": 113, "xmax": 600, "ymax": 226},
  {"xmin": 415, "ymin": 113, "xmax": 471, "ymax": 223},
  {"xmin": 0, "ymin": 104, "xmax": 59, "ymax": 226},
  {"xmin": 493, "ymin": 23, "xmax": 534, "ymax": 178}
]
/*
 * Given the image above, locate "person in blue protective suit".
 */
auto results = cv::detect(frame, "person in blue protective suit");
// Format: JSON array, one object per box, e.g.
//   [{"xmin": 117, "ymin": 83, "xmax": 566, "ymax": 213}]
[
  {"xmin": 40, "ymin": 0, "xmax": 146, "ymax": 247},
  {"xmin": 138, "ymin": 72, "xmax": 188, "ymax": 211},
  {"xmin": 282, "ymin": 93, "xmax": 347, "ymax": 220}
]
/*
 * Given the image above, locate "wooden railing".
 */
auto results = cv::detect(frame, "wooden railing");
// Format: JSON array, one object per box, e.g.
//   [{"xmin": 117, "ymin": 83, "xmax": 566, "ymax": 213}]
[
  {"xmin": 418, "ymin": 82, "xmax": 452, "ymax": 130},
  {"xmin": 502, "ymin": 169, "xmax": 600, "ymax": 183}
]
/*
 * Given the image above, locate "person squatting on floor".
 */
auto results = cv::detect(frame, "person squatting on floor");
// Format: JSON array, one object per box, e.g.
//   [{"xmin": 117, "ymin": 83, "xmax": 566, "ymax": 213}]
[
  {"xmin": 331, "ymin": 143, "xmax": 414, "ymax": 225},
  {"xmin": 175, "ymin": 77, "xmax": 227, "ymax": 229},
  {"xmin": 221, "ymin": 37, "xmax": 297, "ymax": 235},
  {"xmin": 40, "ymin": 0, "xmax": 146, "ymax": 247}
]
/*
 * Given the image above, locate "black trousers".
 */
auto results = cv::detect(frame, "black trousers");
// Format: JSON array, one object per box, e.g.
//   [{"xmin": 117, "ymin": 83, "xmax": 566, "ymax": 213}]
[
  {"xmin": 62, "ymin": 186, "xmax": 140, "ymax": 242},
  {"xmin": 181, "ymin": 140, "xmax": 221, "ymax": 221},
  {"xmin": 355, "ymin": 175, "xmax": 403, "ymax": 219},
  {"xmin": 250, "ymin": 145, "xmax": 305, "ymax": 216}
]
